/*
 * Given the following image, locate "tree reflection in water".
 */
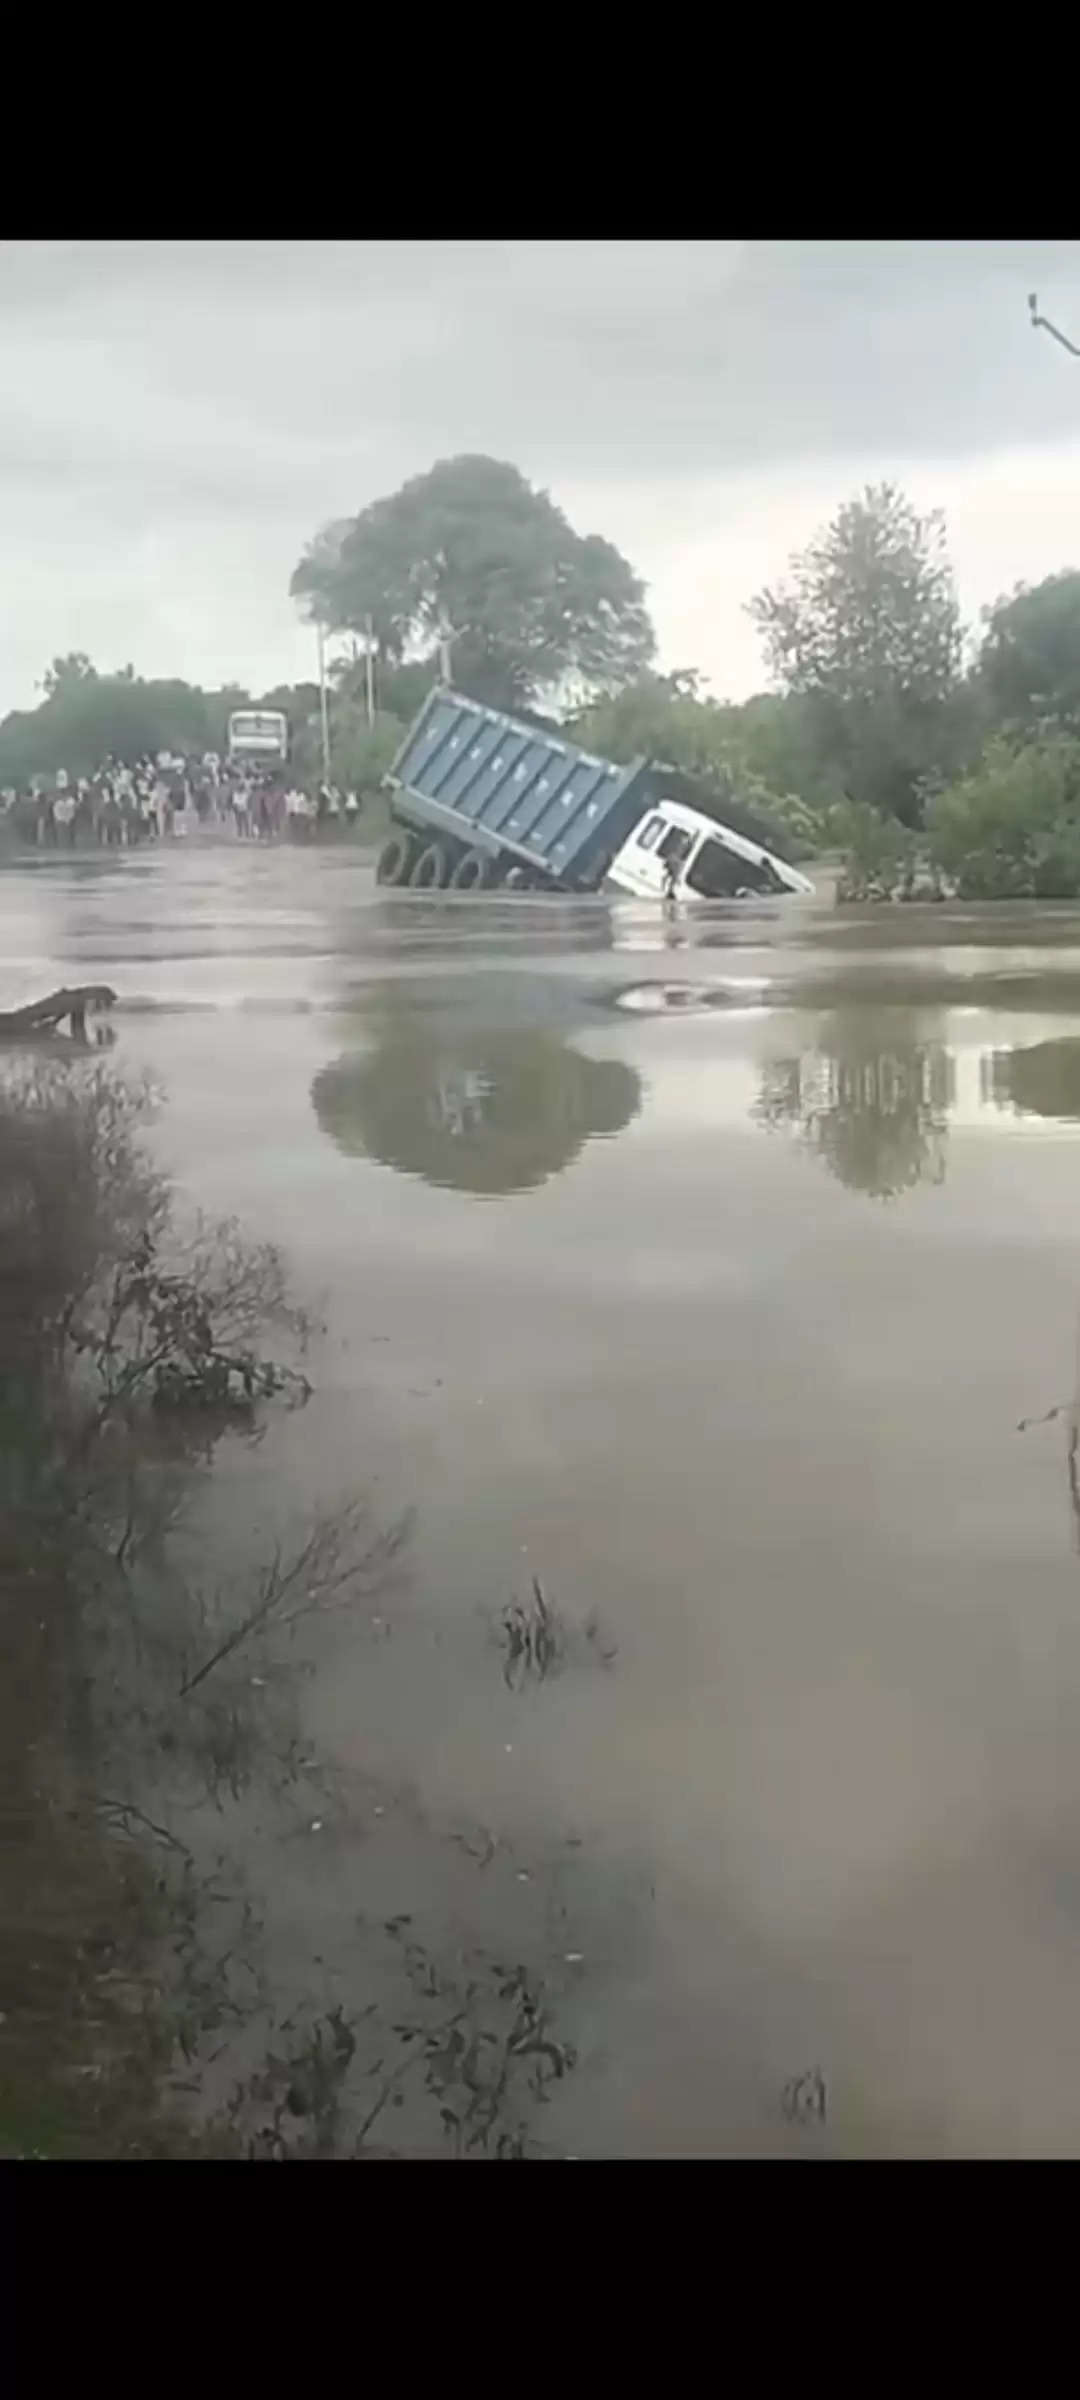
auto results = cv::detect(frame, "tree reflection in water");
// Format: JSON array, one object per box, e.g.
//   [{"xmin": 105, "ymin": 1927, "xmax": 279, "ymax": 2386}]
[
  {"xmin": 312, "ymin": 1022, "xmax": 642, "ymax": 1197},
  {"xmin": 982, "ymin": 1039, "xmax": 1080, "ymax": 1123},
  {"xmin": 755, "ymin": 1016, "xmax": 955, "ymax": 1199}
]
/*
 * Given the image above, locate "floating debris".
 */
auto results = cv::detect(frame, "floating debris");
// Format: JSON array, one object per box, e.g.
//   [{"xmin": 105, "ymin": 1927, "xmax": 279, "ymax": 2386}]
[{"xmin": 499, "ymin": 1578, "xmax": 565, "ymax": 1689}]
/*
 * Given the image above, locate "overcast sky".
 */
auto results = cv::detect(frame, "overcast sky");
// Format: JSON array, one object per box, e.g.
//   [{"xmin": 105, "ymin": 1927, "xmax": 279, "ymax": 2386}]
[{"xmin": 3, "ymin": 238, "xmax": 1080, "ymax": 717}]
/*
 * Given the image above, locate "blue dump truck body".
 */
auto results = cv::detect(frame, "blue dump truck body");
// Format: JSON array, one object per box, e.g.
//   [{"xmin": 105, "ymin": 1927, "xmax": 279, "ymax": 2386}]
[{"xmin": 383, "ymin": 687, "xmax": 651, "ymax": 892}]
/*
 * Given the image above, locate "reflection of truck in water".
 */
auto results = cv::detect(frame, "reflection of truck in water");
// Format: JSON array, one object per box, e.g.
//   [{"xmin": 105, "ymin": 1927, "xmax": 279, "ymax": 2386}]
[
  {"xmin": 312, "ymin": 1012, "xmax": 641, "ymax": 1196},
  {"xmin": 377, "ymin": 687, "xmax": 814, "ymax": 901}
]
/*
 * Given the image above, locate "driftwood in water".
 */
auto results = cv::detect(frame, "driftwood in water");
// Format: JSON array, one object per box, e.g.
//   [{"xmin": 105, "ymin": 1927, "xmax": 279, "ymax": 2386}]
[{"xmin": 0, "ymin": 984, "xmax": 117, "ymax": 1041}]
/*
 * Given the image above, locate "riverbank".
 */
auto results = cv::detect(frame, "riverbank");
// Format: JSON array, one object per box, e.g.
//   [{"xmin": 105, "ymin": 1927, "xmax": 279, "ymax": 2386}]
[{"xmin": 0, "ymin": 813, "xmax": 389, "ymax": 865}]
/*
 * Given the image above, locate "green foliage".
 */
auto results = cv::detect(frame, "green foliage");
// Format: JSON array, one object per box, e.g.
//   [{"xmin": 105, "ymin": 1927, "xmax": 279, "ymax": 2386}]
[
  {"xmin": 0, "ymin": 663, "xmax": 326, "ymax": 788},
  {"xmin": 749, "ymin": 483, "xmax": 964, "ymax": 824},
  {"xmin": 926, "ymin": 735, "xmax": 1080, "ymax": 899},
  {"xmin": 42, "ymin": 652, "xmax": 98, "ymax": 698},
  {"xmin": 291, "ymin": 453, "xmax": 655, "ymax": 712},
  {"xmin": 92, "ymin": 1227, "xmax": 311, "ymax": 1420},
  {"xmin": 572, "ymin": 670, "xmax": 723, "ymax": 774},
  {"xmin": 977, "ymin": 571, "xmax": 1080, "ymax": 738},
  {"xmin": 330, "ymin": 653, "xmax": 436, "ymax": 728},
  {"xmin": 722, "ymin": 690, "xmax": 849, "ymax": 827},
  {"xmin": 327, "ymin": 706, "xmax": 405, "ymax": 798},
  {"xmin": 0, "ymin": 670, "xmax": 209, "ymax": 782},
  {"xmin": 570, "ymin": 672, "xmax": 831, "ymax": 858},
  {"xmin": 832, "ymin": 803, "xmax": 914, "ymax": 902}
]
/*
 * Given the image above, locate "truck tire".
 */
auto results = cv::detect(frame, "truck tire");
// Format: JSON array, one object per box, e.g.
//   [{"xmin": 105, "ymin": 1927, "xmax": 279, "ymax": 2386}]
[
  {"xmin": 376, "ymin": 832, "xmax": 414, "ymax": 886},
  {"xmin": 450, "ymin": 848, "xmax": 491, "ymax": 892},
  {"xmin": 410, "ymin": 842, "xmax": 449, "ymax": 890}
]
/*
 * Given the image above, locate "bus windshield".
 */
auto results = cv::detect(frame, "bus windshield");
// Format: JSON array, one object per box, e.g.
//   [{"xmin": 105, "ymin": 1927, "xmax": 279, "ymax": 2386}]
[{"xmin": 228, "ymin": 710, "xmax": 288, "ymax": 760}]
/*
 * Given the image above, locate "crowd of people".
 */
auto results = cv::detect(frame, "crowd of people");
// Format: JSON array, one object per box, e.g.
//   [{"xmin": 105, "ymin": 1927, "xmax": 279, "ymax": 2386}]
[{"xmin": 0, "ymin": 751, "xmax": 364, "ymax": 850}]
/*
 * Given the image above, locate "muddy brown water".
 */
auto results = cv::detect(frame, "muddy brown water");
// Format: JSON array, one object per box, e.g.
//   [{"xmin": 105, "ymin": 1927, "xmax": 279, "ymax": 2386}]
[{"xmin": 9, "ymin": 846, "xmax": 1080, "ymax": 2154}]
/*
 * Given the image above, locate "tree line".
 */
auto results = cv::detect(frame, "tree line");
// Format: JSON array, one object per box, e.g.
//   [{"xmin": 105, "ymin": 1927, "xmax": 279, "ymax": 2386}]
[{"xmin": 7, "ymin": 452, "xmax": 1080, "ymax": 896}]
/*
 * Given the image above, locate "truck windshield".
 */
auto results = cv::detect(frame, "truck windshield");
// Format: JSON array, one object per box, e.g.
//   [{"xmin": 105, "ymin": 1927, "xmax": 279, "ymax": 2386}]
[{"xmin": 686, "ymin": 838, "xmax": 782, "ymax": 898}]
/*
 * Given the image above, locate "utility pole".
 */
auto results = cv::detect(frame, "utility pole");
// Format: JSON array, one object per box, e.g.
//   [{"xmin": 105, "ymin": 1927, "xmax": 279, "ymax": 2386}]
[
  {"xmin": 316, "ymin": 621, "xmax": 332, "ymax": 783},
  {"xmin": 437, "ymin": 616, "xmax": 465, "ymax": 685},
  {"xmin": 1029, "ymin": 292, "xmax": 1080, "ymax": 358},
  {"xmin": 365, "ymin": 615, "xmax": 375, "ymax": 728}
]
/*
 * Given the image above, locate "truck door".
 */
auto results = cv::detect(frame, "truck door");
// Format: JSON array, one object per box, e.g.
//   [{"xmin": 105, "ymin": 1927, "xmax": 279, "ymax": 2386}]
[
  {"xmin": 610, "ymin": 811, "xmax": 694, "ymax": 898},
  {"xmin": 616, "ymin": 810, "xmax": 667, "ymax": 896}
]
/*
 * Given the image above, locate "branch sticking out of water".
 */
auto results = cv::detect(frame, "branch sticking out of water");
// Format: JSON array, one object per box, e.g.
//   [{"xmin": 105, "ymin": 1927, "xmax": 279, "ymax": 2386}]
[
  {"xmin": 497, "ymin": 1575, "xmax": 616, "ymax": 1689},
  {"xmin": 179, "ymin": 1503, "xmax": 413, "ymax": 1698}
]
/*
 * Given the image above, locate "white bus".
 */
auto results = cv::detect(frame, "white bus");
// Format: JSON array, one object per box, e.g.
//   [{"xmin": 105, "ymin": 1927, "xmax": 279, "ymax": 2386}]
[{"xmin": 227, "ymin": 709, "xmax": 288, "ymax": 764}]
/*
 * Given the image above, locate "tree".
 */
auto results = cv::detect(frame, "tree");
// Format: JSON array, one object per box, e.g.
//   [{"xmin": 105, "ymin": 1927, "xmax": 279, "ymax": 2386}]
[
  {"xmin": 290, "ymin": 454, "xmax": 655, "ymax": 712},
  {"xmin": 0, "ymin": 662, "xmax": 369, "ymax": 792},
  {"xmin": 0, "ymin": 661, "xmax": 214, "ymax": 783},
  {"xmin": 569, "ymin": 673, "xmax": 829, "ymax": 857},
  {"xmin": 329, "ymin": 655, "xmax": 439, "ymax": 730},
  {"xmin": 325, "ymin": 706, "xmax": 405, "ymax": 799},
  {"xmin": 42, "ymin": 652, "xmax": 97, "ymax": 698},
  {"xmin": 748, "ymin": 483, "xmax": 964, "ymax": 824},
  {"xmin": 756, "ymin": 1018, "xmax": 953, "ymax": 1198},
  {"xmin": 312, "ymin": 1023, "xmax": 641, "ymax": 1197},
  {"xmin": 978, "ymin": 572, "xmax": 1080, "ymax": 739},
  {"xmin": 987, "ymin": 1037, "xmax": 1080, "ymax": 1122}
]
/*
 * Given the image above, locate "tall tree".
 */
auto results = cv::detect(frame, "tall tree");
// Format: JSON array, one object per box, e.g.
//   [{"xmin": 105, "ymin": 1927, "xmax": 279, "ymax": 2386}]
[
  {"xmin": 748, "ymin": 483, "xmax": 964, "ymax": 824},
  {"xmin": 978, "ymin": 571, "xmax": 1080, "ymax": 738},
  {"xmin": 290, "ymin": 454, "xmax": 655, "ymax": 712}
]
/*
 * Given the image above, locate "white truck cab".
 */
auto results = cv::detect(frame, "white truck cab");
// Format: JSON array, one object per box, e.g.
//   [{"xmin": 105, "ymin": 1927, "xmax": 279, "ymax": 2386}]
[{"xmin": 608, "ymin": 795, "xmax": 814, "ymax": 903}]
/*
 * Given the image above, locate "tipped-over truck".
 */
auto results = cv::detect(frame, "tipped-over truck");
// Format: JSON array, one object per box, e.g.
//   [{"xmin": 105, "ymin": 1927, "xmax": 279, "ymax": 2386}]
[{"xmin": 377, "ymin": 686, "xmax": 814, "ymax": 902}]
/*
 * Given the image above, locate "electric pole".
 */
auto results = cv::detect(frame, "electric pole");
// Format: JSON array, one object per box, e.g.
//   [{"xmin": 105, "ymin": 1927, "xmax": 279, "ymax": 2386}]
[
  {"xmin": 316, "ymin": 621, "xmax": 332, "ymax": 782},
  {"xmin": 437, "ymin": 617, "xmax": 466, "ymax": 685}
]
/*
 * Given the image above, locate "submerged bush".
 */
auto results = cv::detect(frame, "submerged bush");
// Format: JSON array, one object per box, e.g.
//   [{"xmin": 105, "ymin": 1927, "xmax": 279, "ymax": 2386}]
[
  {"xmin": 833, "ymin": 801, "xmax": 918, "ymax": 903},
  {"xmin": 926, "ymin": 734, "xmax": 1080, "ymax": 899},
  {"xmin": 835, "ymin": 735, "xmax": 1080, "ymax": 904}
]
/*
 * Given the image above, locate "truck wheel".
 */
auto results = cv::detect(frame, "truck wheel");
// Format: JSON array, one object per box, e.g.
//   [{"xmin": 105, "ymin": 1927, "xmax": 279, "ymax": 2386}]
[
  {"xmin": 410, "ymin": 842, "xmax": 449, "ymax": 890},
  {"xmin": 450, "ymin": 848, "xmax": 491, "ymax": 892},
  {"xmin": 376, "ymin": 832, "xmax": 414, "ymax": 886}
]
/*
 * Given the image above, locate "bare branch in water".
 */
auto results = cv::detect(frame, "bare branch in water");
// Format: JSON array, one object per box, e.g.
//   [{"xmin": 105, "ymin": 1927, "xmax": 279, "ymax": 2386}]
[
  {"xmin": 179, "ymin": 1504, "xmax": 413, "ymax": 1697},
  {"xmin": 93, "ymin": 1797, "xmax": 194, "ymax": 1861}
]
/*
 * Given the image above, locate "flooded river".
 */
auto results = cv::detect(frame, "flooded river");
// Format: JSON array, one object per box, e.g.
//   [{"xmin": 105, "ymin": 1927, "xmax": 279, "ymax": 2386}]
[{"xmin": 8, "ymin": 846, "xmax": 1080, "ymax": 2154}]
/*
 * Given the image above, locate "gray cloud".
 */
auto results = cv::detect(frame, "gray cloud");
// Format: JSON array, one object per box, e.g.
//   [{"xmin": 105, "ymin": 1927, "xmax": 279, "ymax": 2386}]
[{"xmin": 3, "ymin": 240, "xmax": 1080, "ymax": 712}]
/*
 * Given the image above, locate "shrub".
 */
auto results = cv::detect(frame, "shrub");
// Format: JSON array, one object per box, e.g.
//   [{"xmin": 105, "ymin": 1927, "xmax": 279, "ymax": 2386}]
[
  {"xmin": 926, "ymin": 735, "xmax": 1080, "ymax": 900},
  {"xmin": 833, "ymin": 801, "xmax": 916, "ymax": 902}
]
